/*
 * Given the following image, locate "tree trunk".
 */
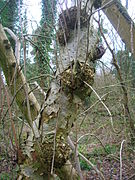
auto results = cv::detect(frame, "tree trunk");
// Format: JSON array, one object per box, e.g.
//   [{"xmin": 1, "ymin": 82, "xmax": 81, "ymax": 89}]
[
  {"xmin": 0, "ymin": 2, "xmax": 105, "ymax": 179},
  {"xmin": 103, "ymin": 0, "xmax": 135, "ymax": 58}
]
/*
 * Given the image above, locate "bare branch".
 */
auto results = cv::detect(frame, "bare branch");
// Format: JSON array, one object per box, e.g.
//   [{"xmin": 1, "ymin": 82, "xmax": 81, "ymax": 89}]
[
  {"xmin": 79, "ymin": 152, "xmax": 105, "ymax": 180},
  {"xmin": 120, "ymin": 140, "xmax": 126, "ymax": 180},
  {"xmin": 4, "ymin": 27, "xmax": 21, "ymax": 65},
  {"xmin": 83, "ymin": 81, "xmax": 119, "ymax": 133},
  {"xmin": 68, "ymin": 136, "xmax": 105, "ymax": 180},
  {"xmin": 67, "ymin": 136, "xmax": 87, "ymax": 180}
]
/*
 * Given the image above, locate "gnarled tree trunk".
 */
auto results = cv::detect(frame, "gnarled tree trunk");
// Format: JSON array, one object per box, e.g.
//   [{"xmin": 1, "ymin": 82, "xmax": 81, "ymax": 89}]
[{"xmin": 0, "ymin": 1, "xmax": 106, "ymax": 179}]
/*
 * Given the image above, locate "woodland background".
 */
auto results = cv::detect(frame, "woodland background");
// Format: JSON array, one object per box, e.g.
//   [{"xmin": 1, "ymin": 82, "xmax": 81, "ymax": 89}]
[{"xmin": 0, "ymin": 0, "xmax": 135, "ymax": 179}]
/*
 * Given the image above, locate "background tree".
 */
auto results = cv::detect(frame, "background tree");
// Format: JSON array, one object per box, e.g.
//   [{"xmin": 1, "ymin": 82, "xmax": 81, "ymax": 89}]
[
  {"xmin": 26, "ymin": 0, "xmax": 57, "ymax": 88},
  {"xmin": 0, "ymin": 0, "xmax": 23, "ymax": 50}
]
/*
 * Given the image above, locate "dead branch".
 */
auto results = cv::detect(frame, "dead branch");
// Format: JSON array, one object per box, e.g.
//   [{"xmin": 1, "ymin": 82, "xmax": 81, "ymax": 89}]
[
  {"xmin": 4, "ymin": 27, "xmax": 21, "ymax": 65},
  {"xmin": 68, "ymin": 136, "xmax": 105, "ymax": 180},
  {"xmin": 83, "ymin": 81, "xmax": 119, "ymax": 133},
  {"xmin": 120, "ymin": 140, "xmax": 126, "ymax": 180}
]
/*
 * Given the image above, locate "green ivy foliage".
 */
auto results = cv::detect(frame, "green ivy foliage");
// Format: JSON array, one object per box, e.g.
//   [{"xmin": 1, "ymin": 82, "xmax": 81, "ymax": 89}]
[
  {"xmin": 29, "ymin": 0, "xmax": 57, "ymax": 88},
  {"xmin": 0, "ymin": 0, "xmax": 23, "ymax": 50}
]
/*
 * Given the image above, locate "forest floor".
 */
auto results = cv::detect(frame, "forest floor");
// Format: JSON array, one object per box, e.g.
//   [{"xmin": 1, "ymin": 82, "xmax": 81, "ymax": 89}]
[
  {"xmin": 71, "ymin": 113, "xmax": 135, "ymax": 180},
  {"xmin": 83, "ymin": 157, "xmax": 135, "ymax": 180},
  {"xmin": 0, "ymin": 141, "xmax": 135, "ymax": 179},
  {"xmin": 0, "ymin": 146, "xmax": 18, "ymax": 179}
]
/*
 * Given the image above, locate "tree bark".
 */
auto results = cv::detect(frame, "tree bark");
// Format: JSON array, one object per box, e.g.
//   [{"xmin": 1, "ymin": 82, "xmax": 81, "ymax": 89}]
[
  {"xmin": 0, "ymin": 23, "xmax": 40, "ymax": 123},
  {"xmin": 0, "ymin": 3, "xmax": 104, "ymax": 179},
  {"xmin": 103, "ymin": 0, "xmax": 135, "ymax": 58}
]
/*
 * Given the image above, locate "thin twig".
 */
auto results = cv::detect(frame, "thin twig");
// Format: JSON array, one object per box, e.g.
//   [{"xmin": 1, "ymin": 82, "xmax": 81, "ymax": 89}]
[
  {"xmin": 68, "ymin": 135, "xmax": 105, "ymax": 180},
  {"xmin": 1, "ymin": 73, "xmax": 54, "ymax": 123},
  {"xmin": 67, "ymin": 136, "xmax": 87, "ymax": 180},
  {"xmin": 83, "ymin": 81, "xmax": 119, "ymax": 133},
  {"xmin": 130, "ymin": 21, "xmax": 134, "ymax": 54},
  {"xmin": 78, "ymin": 91, "xmax": 111, "ymax": 116},
  {"xmin": 127, "ymin": 173, "xmax": 135, "ymax": 180},
  {"xmin": 91, "ymin": 0, "xmax": 114, "ymax": 16},
  {"xmin": 120, "ymin": 140, "xmax": 126, "ymax": 180},
  {"xmin": 26, "ymin": 37, "xmax": 55, "ymax": 74},
  {"xmin": 0, "ymin": 0, "xmax": 10, "ymax": 14},
  {"xmin": 33, "ymin": 81, "xmax": 46, "ymax": 98},
  {"xmin": 51, "ymin": 112, "xmax": 59, "ymax": 175},
  {"xmin": 79, "ymin": 152, "xmax": 105, "ymax": 180},
  {"xmin": 77, "ymin": 133, "xmax": 107, "ymax": 153}
]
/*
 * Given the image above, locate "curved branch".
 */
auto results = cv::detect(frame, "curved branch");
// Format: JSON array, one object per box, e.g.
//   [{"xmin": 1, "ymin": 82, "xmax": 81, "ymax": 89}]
[
  {"xmin": 0, "ymin": 23, "xmax": 40, "ymax": 122},
  {"xmin": 4, "ymin": 27, "xmax": 21, "ymax": 65}
]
